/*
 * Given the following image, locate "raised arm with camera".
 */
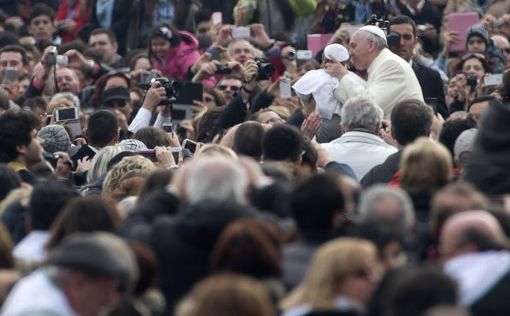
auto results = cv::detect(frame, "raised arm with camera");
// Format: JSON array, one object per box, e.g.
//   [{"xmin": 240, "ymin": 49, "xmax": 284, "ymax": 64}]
[{"xmin": 128, "ymin": 80, "xmax": 171, "ymax": 134}]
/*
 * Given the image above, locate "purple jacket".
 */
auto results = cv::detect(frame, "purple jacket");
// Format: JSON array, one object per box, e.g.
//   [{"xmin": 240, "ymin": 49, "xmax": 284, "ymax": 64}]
[{"xmin": 152, "ymin": 31, "xmax": 200, "ymax": 81}]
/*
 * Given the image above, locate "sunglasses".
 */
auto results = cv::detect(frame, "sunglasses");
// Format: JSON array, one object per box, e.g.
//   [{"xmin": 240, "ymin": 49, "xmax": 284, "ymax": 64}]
[
  {"xmin": 218, "ymin": 85, "xmax": 240, "ymax": 92},
  {"xmin": 462, "ymin": 53, "xmax": 486, "ymax": 61},
  {"xmin": 105, "ymin": 100, "xmax": 128, "ymax": 107}
]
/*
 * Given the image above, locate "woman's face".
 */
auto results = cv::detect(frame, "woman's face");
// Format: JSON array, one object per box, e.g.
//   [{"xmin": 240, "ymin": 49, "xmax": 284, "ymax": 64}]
[
  {"xmin": 338, "ymin": 261, "xmax": 382, "ymax": 305},
  {"xmin": 151, "ymin": 37, "xmax": 171, "ymax": 59},
  {"xmin": 134, "ymin": 57, "xmax": 151, "ymax": 71},
  {"xmin": 462, "ymin": 57, "xmax": 485, "ymax": 80},
  {"xmin": 203, "ymin": 92, "xmax": 217, "ymax": 109}
]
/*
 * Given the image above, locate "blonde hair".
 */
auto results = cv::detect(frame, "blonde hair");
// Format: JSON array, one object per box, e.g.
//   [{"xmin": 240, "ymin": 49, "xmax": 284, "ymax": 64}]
[
  {"xmin": 400, "ymin": 138, "xmax": 453, "ymax": 193},
  {"xmin": 194, "ymin": 144, "xmax": 238, "ymax": 160},
  {"xmin": 102, "ymin": 155, "xmax": 155, "ymax": 195},
  {"xmin": 86, "ymin": 146, "xmax": 126, "ymax": 185},
  {"xmin": 280, "ymin": 238, "xmax": 378, "ymax": 311}
]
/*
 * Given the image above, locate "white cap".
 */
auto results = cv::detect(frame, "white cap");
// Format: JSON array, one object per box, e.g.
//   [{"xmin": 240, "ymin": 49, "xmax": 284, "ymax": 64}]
[
  {"xmin": 359, "ymin": 25, "xmax": 387, "ymax": 44},
  {"xmin": 324, "ymin": 44, "xmax": 349, "ymax": 63}
]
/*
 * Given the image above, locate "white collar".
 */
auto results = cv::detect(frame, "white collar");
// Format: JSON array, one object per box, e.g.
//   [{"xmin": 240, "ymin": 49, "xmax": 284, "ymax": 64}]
[{"xmin": 444, "ymin": 251, "xmax": 510, "ymax": 305}]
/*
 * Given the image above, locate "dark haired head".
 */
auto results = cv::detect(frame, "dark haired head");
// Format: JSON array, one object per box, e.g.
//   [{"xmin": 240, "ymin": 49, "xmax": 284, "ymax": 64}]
[
  {"xmin": 391, "ymin": 99, "xmax": 433, "ymax": 146},
  {"xmin": 194, "ymin": 9, "xmax": 212, "ymax": 25},
  {"xmin": 28, "ymin": 3, "xmax": 55, "ymax": 24},
  {"xmin": 211, "ymin": 218, "xmax": 282, "ymax": 278},
  {"xmin": 86, "ymin": 110, "xmax": 119, "ymax": 147},
  {"xmin": 388, "ymin": 15, "xmax": 417, "ymax": 35},
  {"xmin": 0, "ymin": 110, "xmax": 41, "ymax": 163},
  {"xmin": 90, "ymin": 28, "xmax": 117, "ymax": 44},
  {"xmin": 438, "ymin": 117, "xmax": 477, "ymax": 158},
  {"xmin": 233, "ymin": 121, "xmax": 264, "ymax": 160},
  {"xmin": 149, "ymin": 24, "xmax": 181, "ymax": 50},
  {"xmin": 0, "ymin": 44, "xmax": 28, "ymax": 65},
  {"xmin": 46, "ymin": 195, "xmax": 120, "ymax": 250},
  {"xmin": 263, "ymin": 124, "xmax": 303, "ymax": 162},
  {"xmin": 290, "ymin": 173, "xmax": 345, "ymax": 239},
  {"xmin": 29, "ymin": 180, "xmax": 76, "ymax": 231},
  {"xmin": 0, "ymin": 163, "xmax": 21, "ymax": 201},
  {"xmin": 133, "ymin": 127, "xmax": 171, "ymax": 149}
]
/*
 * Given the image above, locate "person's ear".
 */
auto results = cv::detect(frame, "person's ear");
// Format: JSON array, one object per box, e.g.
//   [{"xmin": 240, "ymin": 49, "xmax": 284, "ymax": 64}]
[{"xmin": 16, "ymin": 144, "xmax": 27, "ymax": 156}]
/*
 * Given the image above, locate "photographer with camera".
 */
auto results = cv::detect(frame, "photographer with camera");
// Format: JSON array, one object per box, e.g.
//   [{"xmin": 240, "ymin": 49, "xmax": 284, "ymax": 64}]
[
  {"xmin": 128, "ymin": 79, "xmax": 175, "ymax": 134},
  {"xmin": 447, "ymin": 54, "xmax": 492, "ymax": 113}
]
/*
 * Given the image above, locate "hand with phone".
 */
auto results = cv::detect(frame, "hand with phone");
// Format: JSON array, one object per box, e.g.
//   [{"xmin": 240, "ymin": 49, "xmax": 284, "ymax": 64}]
[
  {"xmin": 249, "ymin": 24, "xmax": 273, "ymax": 50},
  {"xmin": 215, "ymin": 24, "xmax": 234, "ymax": 48},
  {"xmin": 154, "ymin": 146, "xmax": 175, "ymax": 168}
]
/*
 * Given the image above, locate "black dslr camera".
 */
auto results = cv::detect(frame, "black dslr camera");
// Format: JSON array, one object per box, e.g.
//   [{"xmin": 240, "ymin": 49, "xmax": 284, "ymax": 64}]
[
  {"xmin": 255, "ymin": 58, "xmax": 275, "ymax": 80},
  {"xmin": 215, "ymin": 64, "xmax": 233, "ymax": 75},
  {"xmin": 466, "ymin": 74, "xmax": 478, "ymax": 88},
  {"xmin": 153, "ymin": 77, "xmax": 180, "ymax": 105}
]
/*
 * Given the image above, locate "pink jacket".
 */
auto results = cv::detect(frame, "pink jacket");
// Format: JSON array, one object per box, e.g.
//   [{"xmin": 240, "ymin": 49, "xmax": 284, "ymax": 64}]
[{"xmin": 152, "ymin": 31, "xmax": 200, "ymax": 81}]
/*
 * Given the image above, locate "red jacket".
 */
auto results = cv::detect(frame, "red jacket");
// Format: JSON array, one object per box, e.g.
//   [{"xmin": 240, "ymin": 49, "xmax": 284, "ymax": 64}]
[{"xmin": 55, "ymin": 0, "xmax": 91, "ymax": 43}]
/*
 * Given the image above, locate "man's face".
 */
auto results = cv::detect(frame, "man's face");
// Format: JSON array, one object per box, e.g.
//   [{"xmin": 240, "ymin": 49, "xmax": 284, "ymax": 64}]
[
  {"xmin": 388, "ymin": 23, "xmax": 416, "ymax": 62},
  {"xmin": 217, "ymin": 78, "xmax": 242, "ymax": 103},
  {"xmin": 56, "ymin": 68, "xmax": 81, "ymax": 94},
  {"xmin": 467, "ymin": 36, "xmax": 486, "ymax": 54},
  {"xmin": 349, "ymin": 32, "xmax": 372, "ymax": 70},
  {"xmin": 469, "ymin": 100, "xmax": 489, "ymax": 124},
  {"xmin": 492, "ymin": 35, "xmax": 510, "ymax": 63},
  {"xmin": 0, "ymin": 52, "xmax": 24, "ymax": 74},
  {"xmin": 230, "ymin": 40, "xmax": 253, "ymax": 65},
  {"xmin": 89, "ymin": 33, "xmax": 118, "ymax": 64},
  {"xmin": 29, "ymin": 14, "xmax": 55, "ymax": 43},
  {"xmin": 72, "ymin": 274, "xmax": 120, "ymax": 316},
  {"xmin": 196, "ymin": 20, "xmax": 212, "ymax": 37},
  {"xmin": 20, "ymin": 129, "xmax": 43, "ymax": 166}
]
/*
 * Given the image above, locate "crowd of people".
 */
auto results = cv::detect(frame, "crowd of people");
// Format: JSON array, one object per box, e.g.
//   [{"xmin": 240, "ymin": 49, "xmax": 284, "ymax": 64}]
[{"xmin": 0, "ymin": 0, "xmax": 510, "ymax": 315}]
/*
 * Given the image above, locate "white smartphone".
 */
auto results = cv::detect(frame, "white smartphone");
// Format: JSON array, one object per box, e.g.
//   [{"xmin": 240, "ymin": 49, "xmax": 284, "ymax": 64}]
[
  {"xmin": 232, "ymin": 27, "xmax": 251, "ymax": 39},
  {"xmin": 212, "ymin": 12, "xmax": 222, "ymax": 25},
  {"xmin": 484, "ymin": 73, "xmax": 503, "ymax": 86},
  {"xmin": 296, "ymin": 50, "xmax": 313, "ymax": 60},
  {"xmin": 55, "ymin": 107, "xmax": 79, "ymax": 122},
  {"xmin": 279, "ymin": 79, "xmax": 292, "ymax": 99}
]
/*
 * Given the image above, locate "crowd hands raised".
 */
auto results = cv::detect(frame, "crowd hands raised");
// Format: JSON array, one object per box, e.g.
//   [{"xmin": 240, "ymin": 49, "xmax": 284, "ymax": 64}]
[{"xmin": 1, "ymin": 1, "xmax": 510, "ymax": 316}]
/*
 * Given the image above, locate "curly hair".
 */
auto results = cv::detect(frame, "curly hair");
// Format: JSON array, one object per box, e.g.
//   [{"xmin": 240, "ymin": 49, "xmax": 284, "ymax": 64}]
[
  {"xmin": 102, "ymin": 155, "xmax": 155, "ymax": 195},
  {"xmin": 0, "ymin": 110, "xmax": 40, "ymax": 163}
]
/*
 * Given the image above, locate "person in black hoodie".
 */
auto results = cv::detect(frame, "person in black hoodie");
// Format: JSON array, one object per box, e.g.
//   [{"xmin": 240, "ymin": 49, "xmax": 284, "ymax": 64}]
[
  {"xmin": 464, "ymin": 100, "xmax": 510, "ymax": 196},
  {"xmin": 121, "ymin": 156, "xmax": 268, "ymax": 312}
]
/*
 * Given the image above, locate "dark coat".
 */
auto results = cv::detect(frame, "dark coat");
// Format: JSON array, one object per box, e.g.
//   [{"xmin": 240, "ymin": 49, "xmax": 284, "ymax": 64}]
[
  {"xmin": 361, "ymin": 151, "xmax": 402, "ymax": 188},
  {"xmin": 412, "ymin": 62, "xmax": 448, "ymax": 119},
  {"xmin": 464, "ymin": 101, "xmax": 510, "ymax": 195}
]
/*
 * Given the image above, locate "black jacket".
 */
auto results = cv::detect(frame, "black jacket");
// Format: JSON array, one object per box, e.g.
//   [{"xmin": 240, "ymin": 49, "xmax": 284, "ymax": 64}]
[
  {"xmin": 121, "ymin": 196, "xmax": 257, "ymax": 312},
  {"xmin": 360, "ymin": 151, "xmax": 402, "ymax": 188},
  {"xmin": 413, "ymin": 62, "xmax": 448, "ymax": 118},
  {"xmin": 471, "ymin": 269, "xmax": 510, "ymax": 316},
  {"xmin": 464, "ymin": 101, "xmax": 510, "ymax": 195}
]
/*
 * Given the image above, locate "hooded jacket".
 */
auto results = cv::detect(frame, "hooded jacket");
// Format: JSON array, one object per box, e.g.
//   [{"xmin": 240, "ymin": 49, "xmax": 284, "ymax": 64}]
[{"xmin": 152, "ymin": 31, "xmax": 200, "ymax": 81}]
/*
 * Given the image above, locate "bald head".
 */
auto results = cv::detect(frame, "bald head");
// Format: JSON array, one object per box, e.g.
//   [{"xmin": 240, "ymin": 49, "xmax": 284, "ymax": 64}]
[
  {"xmin": 492, "ymin": 34, "xmax": 510, "ymax": 63},
  {"xmin": 440, "ymin": 210, "xmax": 506, "ymax": 259}
]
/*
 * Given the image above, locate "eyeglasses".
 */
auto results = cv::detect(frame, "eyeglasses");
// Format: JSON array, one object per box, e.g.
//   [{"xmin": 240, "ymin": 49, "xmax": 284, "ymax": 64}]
[{"xmin": 218, "ymin": 85, "xmax": 240, "ymax": 92}]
